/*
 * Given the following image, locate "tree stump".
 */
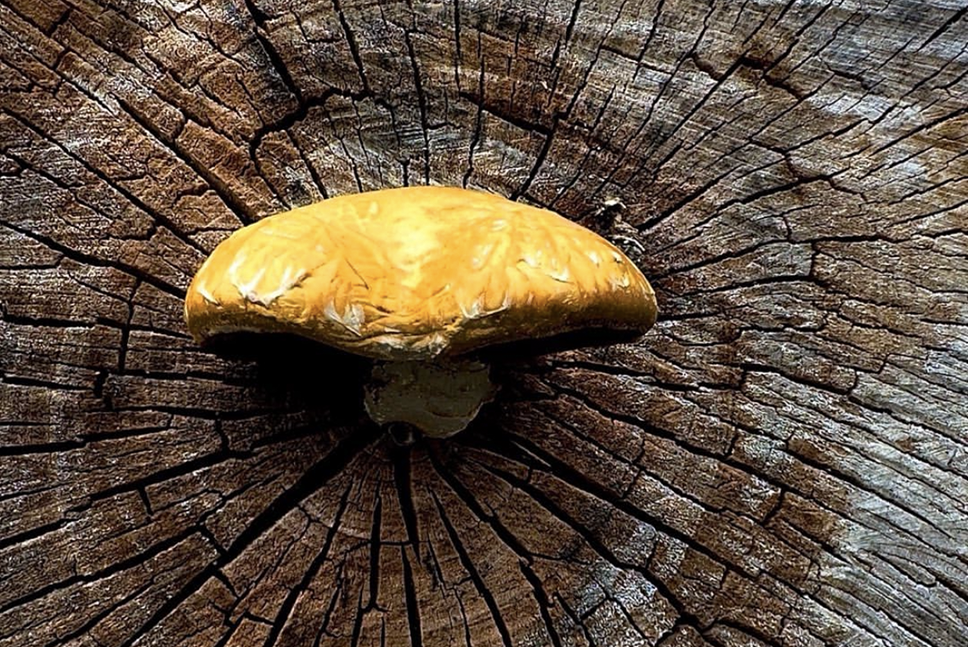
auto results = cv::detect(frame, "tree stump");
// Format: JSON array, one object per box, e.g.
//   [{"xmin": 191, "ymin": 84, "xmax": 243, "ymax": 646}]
[{"xmin": 1, "ymin": 0, "xmax": 966, "ymax": 645}]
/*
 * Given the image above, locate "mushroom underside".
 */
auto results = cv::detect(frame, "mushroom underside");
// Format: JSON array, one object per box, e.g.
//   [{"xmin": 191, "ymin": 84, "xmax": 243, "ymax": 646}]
[{"xmin": 197, "ymin": 326, "xmax": 647, "ymax": 438}]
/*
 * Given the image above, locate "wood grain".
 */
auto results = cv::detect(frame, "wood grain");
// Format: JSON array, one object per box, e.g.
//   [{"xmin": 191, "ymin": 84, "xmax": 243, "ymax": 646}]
[{"xmin": 1, "ymin": 0, "xmax": 965, "ymax": 645}]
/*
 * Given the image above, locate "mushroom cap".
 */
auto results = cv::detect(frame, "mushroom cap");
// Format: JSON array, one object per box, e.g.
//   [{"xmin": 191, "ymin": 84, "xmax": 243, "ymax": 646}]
[{"xmin": 184, "ymin": 186, "xmax": 657, "ymax": 360}]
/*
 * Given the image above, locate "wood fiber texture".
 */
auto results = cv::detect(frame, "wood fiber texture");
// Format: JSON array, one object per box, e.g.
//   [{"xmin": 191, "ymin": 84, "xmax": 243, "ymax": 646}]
[{"xmin": 0, "ymin": 1, "xmax": 966, "ymax": 646}]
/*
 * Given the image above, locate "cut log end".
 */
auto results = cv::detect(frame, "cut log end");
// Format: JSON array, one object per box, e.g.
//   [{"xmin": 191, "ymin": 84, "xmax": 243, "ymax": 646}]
[{"xmin": 1, "ymin": 0, "xmax": 966, "ymax": 645}]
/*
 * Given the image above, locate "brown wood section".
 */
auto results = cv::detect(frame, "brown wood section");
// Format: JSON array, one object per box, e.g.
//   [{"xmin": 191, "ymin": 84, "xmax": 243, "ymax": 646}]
[{"xmin": 1, "ymin": 0, "xmax": 966, "ymax": 645}]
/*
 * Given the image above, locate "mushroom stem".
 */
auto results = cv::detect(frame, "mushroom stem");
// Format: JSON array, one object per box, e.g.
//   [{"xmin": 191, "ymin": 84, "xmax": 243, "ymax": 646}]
[{"xmin": 363, "ymin": 358, "xmax": 497, "ymax": 438}]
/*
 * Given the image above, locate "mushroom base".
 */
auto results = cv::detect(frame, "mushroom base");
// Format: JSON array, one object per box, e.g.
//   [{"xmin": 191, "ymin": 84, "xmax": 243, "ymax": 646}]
[{"xmin": 363, "ymin": 359, "xmax": 497, "ymax": 438}]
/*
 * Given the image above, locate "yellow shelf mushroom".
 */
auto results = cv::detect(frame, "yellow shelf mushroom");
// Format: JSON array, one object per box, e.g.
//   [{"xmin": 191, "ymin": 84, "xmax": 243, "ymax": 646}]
[{"xmin": 184, "ymin": 186, "xmax": 657, "ymax": 437}]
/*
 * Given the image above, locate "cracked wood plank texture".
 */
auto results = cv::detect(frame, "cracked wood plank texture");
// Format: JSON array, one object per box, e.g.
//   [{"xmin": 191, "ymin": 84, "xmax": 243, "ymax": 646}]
[{"xmin": 0, "ymin": 0, "xmax": 966, "ymax": 645}]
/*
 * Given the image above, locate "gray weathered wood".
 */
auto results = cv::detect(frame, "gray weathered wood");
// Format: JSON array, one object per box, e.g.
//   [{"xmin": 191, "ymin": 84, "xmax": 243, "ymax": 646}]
[{"xmin": 1, "ymin": 0, "xmax": 966, "ymax": 645}]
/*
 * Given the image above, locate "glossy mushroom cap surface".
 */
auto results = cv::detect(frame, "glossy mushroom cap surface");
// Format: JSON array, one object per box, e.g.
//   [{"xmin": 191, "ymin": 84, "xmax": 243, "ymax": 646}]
[{"xmin": 184, "ymin": 186, "xmax": 657, "ymax": 360}]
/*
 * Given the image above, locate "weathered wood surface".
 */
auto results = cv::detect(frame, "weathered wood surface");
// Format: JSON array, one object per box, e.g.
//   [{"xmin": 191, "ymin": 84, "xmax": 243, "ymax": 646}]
[{"xmin": 1, "ymin": 0, "xmax": 966, "ymax": 645}]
